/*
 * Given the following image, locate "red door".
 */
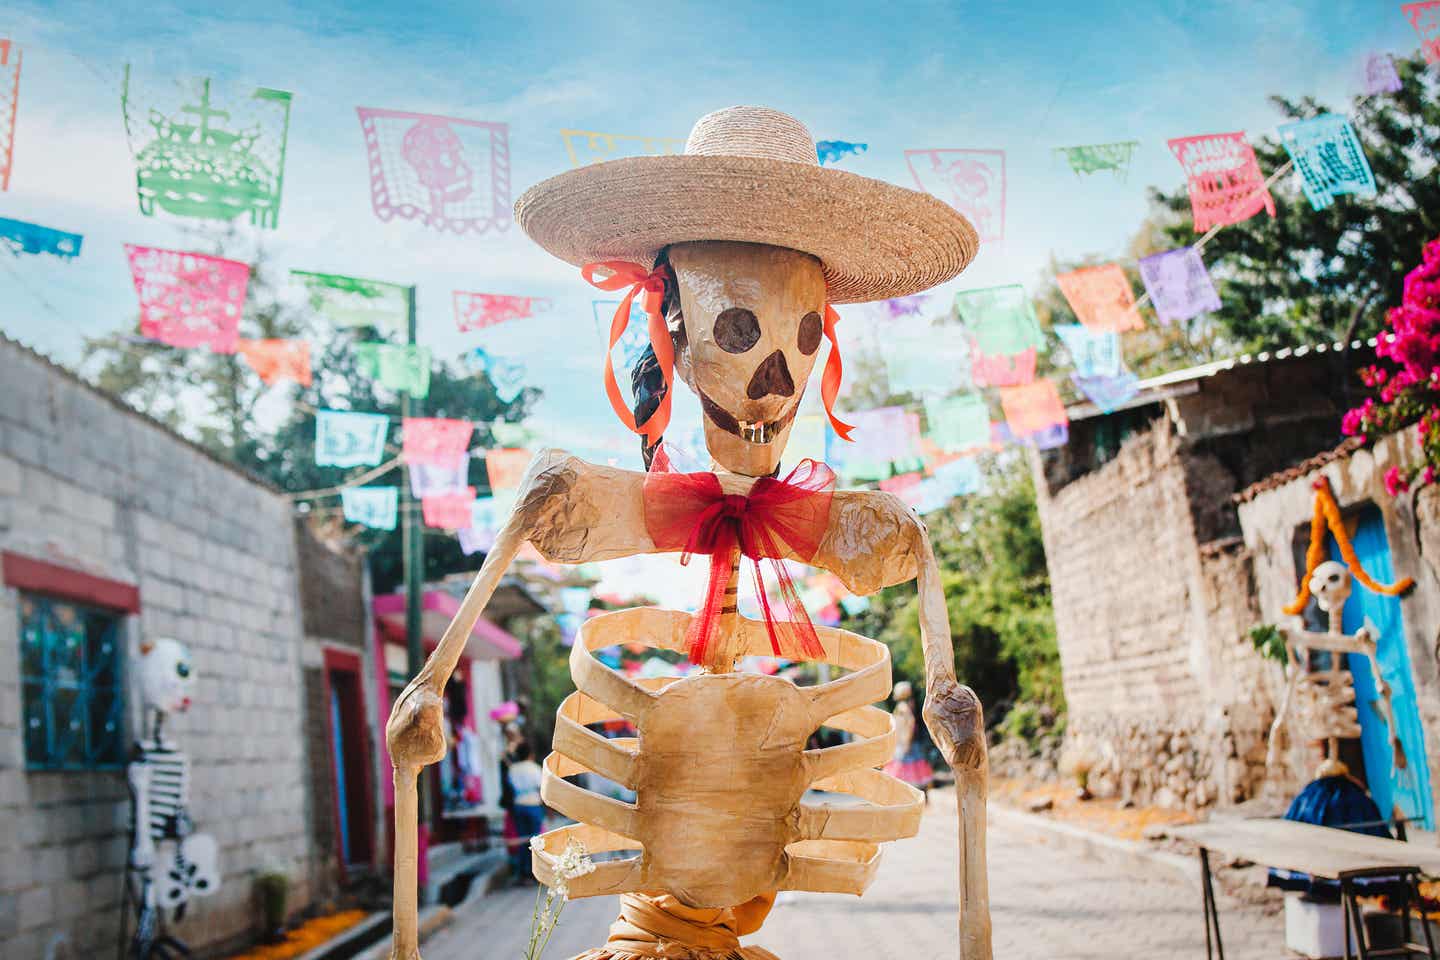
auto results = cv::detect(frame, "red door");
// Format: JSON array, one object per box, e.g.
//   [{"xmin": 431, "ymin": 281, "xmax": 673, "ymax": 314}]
[{"xmin": 324, "ymin": 648, "xmax": 375, "ymax": 877}]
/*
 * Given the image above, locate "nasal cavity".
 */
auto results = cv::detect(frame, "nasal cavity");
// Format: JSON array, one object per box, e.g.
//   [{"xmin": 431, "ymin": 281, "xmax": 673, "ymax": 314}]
[{"xmin": 746, "ymin": 350, "xmax": 794, "ymax": 400}]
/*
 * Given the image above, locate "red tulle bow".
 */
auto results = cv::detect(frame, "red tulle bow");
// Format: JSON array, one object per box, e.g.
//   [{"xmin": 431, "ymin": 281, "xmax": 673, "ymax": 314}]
[
  {"xmin": 644, "ymin": 457, "xmax": 836, "ymax": 671},
  {"xmin": 582, "ymin": 261, "xmax": 674, "ymax": 445}
]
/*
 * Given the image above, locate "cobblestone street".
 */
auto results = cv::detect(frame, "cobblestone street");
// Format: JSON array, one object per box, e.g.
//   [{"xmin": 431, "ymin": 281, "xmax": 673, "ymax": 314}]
[{"xmin": 422, "ymin": 792, "xmax": 1284, "ymax": 959}]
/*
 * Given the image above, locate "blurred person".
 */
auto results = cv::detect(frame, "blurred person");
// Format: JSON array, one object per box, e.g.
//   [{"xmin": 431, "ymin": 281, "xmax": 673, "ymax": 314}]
[
  {"xmin": 883, "ymin": 681, "xmax": 934, "ymax": 797},
  {"xmin": 506, "ymin": 742, "xmax": 544, "ymax": 883}
]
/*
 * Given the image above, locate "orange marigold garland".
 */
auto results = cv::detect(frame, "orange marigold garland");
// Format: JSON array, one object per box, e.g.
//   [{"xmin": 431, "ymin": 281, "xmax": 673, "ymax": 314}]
[{"xmin": 1283, "ymin": 476, "xmax": 1415, "ymax": 615}]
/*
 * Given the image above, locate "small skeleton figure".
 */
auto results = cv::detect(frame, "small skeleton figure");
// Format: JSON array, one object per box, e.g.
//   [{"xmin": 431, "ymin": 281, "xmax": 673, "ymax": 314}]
[
  {"xmin": 125, "ymin": 638, "xmax": 219, "ymax": 959},
  {"xmin": 386, "ymin": 107, "xmax": 990, "ymax": 959},
  {"xmin": 1266, "ymin": 560, "xmax": 1405, "ymax": 781}
]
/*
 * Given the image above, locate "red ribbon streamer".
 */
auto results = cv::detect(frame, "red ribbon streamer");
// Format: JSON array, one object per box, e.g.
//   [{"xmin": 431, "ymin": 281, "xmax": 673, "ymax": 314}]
[
  {"xmin": 644, "ymin": 456, "xmax": 835, "ymax": 670},
  {"xmin": 582, "ymin": 261, "xmax": 674, "ymax": 446},
  {"xmin": 821, "ymin": 305, "xmax": 855, "ymax": 441}
]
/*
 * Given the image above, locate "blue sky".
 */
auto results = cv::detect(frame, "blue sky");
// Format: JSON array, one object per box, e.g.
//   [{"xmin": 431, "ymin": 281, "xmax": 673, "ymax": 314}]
[{"xmin": 0, "ymin": 0, "xmax": 1424, "ymax": 463}]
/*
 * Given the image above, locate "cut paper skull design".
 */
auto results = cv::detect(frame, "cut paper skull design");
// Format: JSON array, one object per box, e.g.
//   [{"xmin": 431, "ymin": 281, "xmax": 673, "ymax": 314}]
[{"xmin": 358, "ymin": 107, "xmax": 511, "ymax": 235}]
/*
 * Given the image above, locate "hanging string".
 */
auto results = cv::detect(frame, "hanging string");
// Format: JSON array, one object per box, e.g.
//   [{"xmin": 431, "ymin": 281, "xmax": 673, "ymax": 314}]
[
  {"xmin": 283, "ymin": 455, "xmax": 402, "ymax": 501},
  {"xmin": 1129, "ymin": 156, "xmax": 1297, "ymax": 317}
]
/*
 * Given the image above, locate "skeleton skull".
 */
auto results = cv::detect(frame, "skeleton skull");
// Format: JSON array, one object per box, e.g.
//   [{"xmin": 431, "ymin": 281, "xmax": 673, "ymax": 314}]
[
  {"xmin": 1308, "ymin": 560, "xmax": 1352, "ymax": 613},
  {"xmin": 667, "ymin": 241, "xmax": 827, "ymax": 477},
  {"xmin": 138, "ymin": 637, "xmax": 194, "ymax": 715}
]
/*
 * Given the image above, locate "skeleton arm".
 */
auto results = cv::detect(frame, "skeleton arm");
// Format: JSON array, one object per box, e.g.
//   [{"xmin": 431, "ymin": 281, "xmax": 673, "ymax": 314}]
[
  {"xmin": 386, "ymin": 451, "xmax": 655, "ymax": 960},
  {"xmin": 128, "ymin": 758, "xmax": 155, "ymax": 869},
  {"xmin": 1265, "ymin": 620, "xmax": 1405, "ymax": 776},
  {"xmin": 1265, "ymin": 641, "xmax": 1303, "ymax": 774},
  {"xmin": 1274, "ymin": 624, "xmax": 1405, "ymax": 765},
  {"xmin": 811, "ymin": 490, "xmax": 989, "ymax": 957},
  {"xmin": 909, "ymin": 506, "xmax": 990, "ymax": 960},
  {"xmin": 1353, "ymin": 621, "xmax": 1407, "ymax": 770}
]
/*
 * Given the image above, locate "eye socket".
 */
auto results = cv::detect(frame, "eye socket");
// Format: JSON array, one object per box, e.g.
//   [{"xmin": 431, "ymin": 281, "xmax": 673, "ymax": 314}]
[
  {"xmin": 714, "ymin": 308, "xmax": 761, "ymax": 354},
  {"xmin": 798, "ymin": 312, "xmax": 823, "ymax": 355},
  {"xmin": 176, "ymin": 662, "xmax": 190, "ymax": 679}
]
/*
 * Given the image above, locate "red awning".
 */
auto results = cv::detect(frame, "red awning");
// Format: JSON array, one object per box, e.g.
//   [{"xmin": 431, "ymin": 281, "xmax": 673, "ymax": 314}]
[{"xmin": 373, "ymin": 590, "xmax": 522, "ymax": 660}]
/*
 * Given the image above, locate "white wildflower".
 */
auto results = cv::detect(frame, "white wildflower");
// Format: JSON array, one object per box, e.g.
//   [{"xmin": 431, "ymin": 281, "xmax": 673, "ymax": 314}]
[
  {"xmin": 555, "ymin": 838, "xmax": 596, "ymax": 880},
  {"xmin": 524, "ymin": 837, "xmax": 595, "ymax": 960}
]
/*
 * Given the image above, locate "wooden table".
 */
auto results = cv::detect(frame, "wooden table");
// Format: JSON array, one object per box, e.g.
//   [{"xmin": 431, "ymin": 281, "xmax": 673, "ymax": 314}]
[{"xmin": 1171, "ymin": 819, "xmax": 1440, "ymax": 960}]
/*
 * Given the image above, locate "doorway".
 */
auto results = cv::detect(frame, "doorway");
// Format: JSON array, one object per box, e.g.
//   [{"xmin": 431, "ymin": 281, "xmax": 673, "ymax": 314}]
[
  {"xmin": 325, "ymin": 648, "xmax": 375, "ymax": 872},
  {"xmin": 1327, "ymin": 504, "xmax": 1434, "ymax": 830}
]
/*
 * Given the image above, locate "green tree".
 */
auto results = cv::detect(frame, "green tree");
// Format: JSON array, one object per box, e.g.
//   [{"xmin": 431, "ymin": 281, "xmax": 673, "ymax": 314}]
[
  {"xmin": 265, "ymin": 336, "xmax": 538, "ymax": 593},
  {"xmin": 1149, "ymin": 52, "xmax": 1440, "ymax": 350},
  {"xmin": 843, "ymin": 456, "xmax": 1062, "ymax": 733}
]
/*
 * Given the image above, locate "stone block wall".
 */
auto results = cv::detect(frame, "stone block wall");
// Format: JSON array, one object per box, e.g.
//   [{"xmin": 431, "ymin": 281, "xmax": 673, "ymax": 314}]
[
  {"xmin": 1033, "ymin": 416, "xmax": 1274, "ymax": 810},
  {"xmin": 0, "ymin": 337, "xmax": 314, "ymax": 958}
]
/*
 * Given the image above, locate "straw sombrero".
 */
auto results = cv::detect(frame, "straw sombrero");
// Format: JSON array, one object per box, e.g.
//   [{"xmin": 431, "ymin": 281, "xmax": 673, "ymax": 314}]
[{"xmin": 516, "ymin": 106, "xmax": 979, "ymax": 304}]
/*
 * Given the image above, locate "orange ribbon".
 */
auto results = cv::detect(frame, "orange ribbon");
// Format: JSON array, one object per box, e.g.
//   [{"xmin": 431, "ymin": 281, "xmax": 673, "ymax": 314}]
[
  {"xmin": 581, "ymin": 261, "xmax": 853, "ymax": 446},
  {"xmin": 821, "ymin": 304, "xmax": 855, "ymax": 441},
  {"xmin": 1283, "ymin": 476, "xmax": 1414, "ymax": 615},
  {"xmin": 582, "ymin": 261, "xmax": 674, "ymax": 446}
]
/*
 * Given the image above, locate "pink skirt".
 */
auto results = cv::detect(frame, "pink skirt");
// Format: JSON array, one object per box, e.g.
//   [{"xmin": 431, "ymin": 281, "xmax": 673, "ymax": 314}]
[{"xmin": 884, "ymin": 757, "xmax": 933, "ymax": 787}]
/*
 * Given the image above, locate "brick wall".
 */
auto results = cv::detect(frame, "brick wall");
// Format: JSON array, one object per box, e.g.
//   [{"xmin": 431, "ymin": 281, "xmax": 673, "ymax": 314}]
[
  {"xmin": 0, "ymin": 337, "xmax": 314, "ymax": 958},
  {"xmin": 301, "ymin": 665, "xmax": 338, "ymax": 900},
  {"xmin": 296, "ymin": 520, "xmax": 366, "ymax": 650}
]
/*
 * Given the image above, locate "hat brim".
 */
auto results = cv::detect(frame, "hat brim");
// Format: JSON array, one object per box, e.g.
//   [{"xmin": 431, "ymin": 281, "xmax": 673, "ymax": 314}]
[{"xmin": 515, "ymin": 155, "xmax": 980, "ymax": 304}]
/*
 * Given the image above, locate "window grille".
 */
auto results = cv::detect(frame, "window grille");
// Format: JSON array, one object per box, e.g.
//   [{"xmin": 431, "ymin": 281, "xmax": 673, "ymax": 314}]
[{"xmin": 19, "ymin": 593, "xmax": 126, "ymax": 770}]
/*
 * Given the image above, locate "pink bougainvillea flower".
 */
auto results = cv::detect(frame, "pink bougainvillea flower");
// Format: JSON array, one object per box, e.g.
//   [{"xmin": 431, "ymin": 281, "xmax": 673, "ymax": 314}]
[{"xmin": 1343, "ymin": 235, "xmax": 1440, "ymax": 495}]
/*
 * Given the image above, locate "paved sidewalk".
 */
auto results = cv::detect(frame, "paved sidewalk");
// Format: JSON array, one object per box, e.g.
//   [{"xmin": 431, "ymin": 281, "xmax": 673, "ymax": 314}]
[{"xmin": 421, "ymin": 793, "xmax": 1283, "ymax": 959}]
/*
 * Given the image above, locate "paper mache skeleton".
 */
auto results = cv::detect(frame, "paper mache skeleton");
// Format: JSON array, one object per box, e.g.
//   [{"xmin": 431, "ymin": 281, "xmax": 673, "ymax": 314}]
[
  {"xmin": 386, "ymin": 106, "xmax": 992, "ymax": 960},
  {"xmin": 126, "ymin": 638, "xmax": 219, "ymax": 956},
  {"xmin": 1265, "ymin": 479, "xmax": 1413, "ymax": 783}
]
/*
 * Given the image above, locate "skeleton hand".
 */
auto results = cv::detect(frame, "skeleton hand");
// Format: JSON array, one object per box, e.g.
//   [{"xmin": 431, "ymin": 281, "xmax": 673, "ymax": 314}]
[
  {"xmin": 922, "ymin": 677, "xmax": 986, "ymax": 773},
  {"xmin": 386, "ymin": 684, "xmax": 448, "ymax": 770}
]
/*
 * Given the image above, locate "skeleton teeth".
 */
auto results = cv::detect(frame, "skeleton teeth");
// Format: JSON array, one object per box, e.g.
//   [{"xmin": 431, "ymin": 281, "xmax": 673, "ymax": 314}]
[{"xmin": 739, "ymin": 420, "xmax": 772, "ymax": 444}]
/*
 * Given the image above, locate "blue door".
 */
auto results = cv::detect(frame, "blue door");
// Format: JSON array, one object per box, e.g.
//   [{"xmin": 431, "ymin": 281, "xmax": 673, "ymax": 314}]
[
  {"xmin": 330, "ymin": 686, "xmax": 353, "ymax": 864},
  {"xmin": 1329, "ymin": 506, "xmax": 1433, "ymax": 830}
]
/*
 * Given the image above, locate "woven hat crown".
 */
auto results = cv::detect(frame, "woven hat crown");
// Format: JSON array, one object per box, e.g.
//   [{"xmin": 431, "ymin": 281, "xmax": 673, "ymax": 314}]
[{"xmin": 684, "ymin": 106, "xmax": 818, "ymax": 166}]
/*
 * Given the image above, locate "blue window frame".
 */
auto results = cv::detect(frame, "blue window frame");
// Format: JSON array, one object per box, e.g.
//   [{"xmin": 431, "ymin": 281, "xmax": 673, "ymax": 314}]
[{"xmin": 19, "ymin": 592, "xmax": 126, "ymax": 770}]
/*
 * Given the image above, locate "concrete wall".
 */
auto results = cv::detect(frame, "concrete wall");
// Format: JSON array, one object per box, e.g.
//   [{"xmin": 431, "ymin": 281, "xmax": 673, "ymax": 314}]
[
  {"xmin": 1238, "ymin": 429, "xmax": 1440, "ymax": 821},
  {"xmin": 1033, "ymin": 417, "xmax": 1274, "ymax": 809},
  {"xmin": 0, "ymin": 337, "xmax": 314, "ymax": 958}
]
